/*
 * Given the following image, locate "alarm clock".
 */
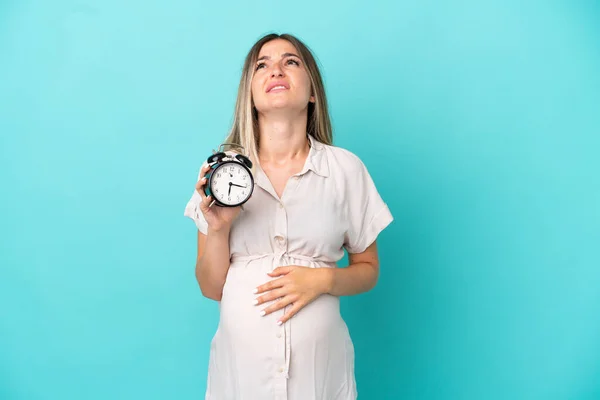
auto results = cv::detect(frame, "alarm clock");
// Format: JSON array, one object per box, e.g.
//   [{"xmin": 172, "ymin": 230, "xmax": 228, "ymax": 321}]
[{"xmin": 203, "ymin": 144, "xmax": 254, "ymax": 207}]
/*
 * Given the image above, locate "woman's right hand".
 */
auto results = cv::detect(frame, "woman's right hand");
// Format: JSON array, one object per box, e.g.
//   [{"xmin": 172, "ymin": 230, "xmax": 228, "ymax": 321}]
[{"xmin": 195, "ymin": 163, "xmax": 243, "ymax": 232}]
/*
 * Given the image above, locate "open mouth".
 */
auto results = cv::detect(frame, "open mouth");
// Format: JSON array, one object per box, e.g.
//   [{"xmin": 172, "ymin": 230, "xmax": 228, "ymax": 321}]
[
  {"xmin": 266, "ymin": 81, "xmax": 290, "ymax": 92},
  {"xmin": 268, "ymin": 85, "xmax": 288, "ymax": 92}
]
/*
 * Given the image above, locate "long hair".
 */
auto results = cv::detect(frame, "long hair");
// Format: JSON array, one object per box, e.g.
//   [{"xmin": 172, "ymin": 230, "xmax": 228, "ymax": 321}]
[{"xmin": 223, "ymin": 33, "xmax": 333, "ymax": 168}]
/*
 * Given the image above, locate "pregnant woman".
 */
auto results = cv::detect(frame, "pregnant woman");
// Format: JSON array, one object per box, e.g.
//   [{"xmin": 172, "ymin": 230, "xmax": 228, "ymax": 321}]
[{"xmin": 184, "ymin": 32, "xmax": 393, "ymax": 400}]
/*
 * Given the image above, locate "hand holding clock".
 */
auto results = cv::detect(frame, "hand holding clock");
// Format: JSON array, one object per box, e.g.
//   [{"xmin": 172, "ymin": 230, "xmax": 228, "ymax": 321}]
[{"xmin": 196, "ymin": 163, "xmax": 242, "ymax": 232}]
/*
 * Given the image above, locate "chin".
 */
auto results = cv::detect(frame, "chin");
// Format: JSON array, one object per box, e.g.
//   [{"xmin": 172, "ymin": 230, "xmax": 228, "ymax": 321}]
[{"xmin": 257, "ymin": 101, "xmax": 307, "ymax": 115}]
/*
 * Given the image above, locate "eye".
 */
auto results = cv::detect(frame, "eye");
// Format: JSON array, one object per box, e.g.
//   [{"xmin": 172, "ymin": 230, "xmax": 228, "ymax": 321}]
[
  {"xmin": 286, "ymin": 58, "xmax": 300, "ymax": 66},
  {"xmin": 255, "ymin": 62, "xmax": 266, "ymax": 71}
]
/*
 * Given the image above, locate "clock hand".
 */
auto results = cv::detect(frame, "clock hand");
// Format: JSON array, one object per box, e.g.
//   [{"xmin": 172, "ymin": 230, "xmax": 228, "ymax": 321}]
[
  {"xmin": 228, "ymin": 182, "xmax": 232, "ymax": 196},
  {"xmin": 230, "ymin": 183, "xmax": 247, "ymax": 188}
]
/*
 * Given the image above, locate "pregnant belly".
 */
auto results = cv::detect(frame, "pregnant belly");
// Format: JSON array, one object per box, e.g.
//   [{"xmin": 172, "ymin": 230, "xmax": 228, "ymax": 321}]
[{"xmin": 217, "ymin": 258, "xmax": 345, "ymax": 346}]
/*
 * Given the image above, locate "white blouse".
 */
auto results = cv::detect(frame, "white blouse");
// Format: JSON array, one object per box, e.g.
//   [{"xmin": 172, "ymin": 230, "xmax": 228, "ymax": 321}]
[{"xmin": 184, "ymin": 134, "xmax": 393, "ymax": 400}]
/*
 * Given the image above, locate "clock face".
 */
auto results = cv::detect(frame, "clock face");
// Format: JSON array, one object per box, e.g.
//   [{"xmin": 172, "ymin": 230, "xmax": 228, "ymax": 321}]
[{"xmin": 209, "ymin": 161, "xmax": 253, "ymax": 206}]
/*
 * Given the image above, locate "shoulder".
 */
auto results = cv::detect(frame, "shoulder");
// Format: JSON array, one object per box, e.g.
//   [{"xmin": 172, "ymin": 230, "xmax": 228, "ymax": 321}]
[{"xmin": 319, "ymin": 141, "xmax": 367, "ymax": 175}]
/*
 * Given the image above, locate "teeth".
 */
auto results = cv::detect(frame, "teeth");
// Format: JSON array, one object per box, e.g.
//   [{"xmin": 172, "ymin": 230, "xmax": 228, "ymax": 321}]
[{"xmin": 270, "ymin": 86, "xmax": 286, "ymax": 91}]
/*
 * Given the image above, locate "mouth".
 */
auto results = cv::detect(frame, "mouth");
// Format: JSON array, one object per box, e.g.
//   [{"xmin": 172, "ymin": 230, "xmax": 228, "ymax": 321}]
[{"xmin": 266, "ymin": 82, "xmax": 290, "ymax": 93}]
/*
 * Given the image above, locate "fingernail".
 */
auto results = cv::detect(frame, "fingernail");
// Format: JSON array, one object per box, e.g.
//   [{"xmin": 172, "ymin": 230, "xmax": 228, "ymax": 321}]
[
  {"xmin": 252, "ymin": 288, "xmax": 258, "ymax": 294},
  {"xmin": 260, "ymin": 310, "xmax": 266, "ymax": 316},
  {"xmin": 253, "ymin": 299, "xmax": 258, "ymax": 305},
  {"xmin": 277, "ymin": 320, "xmax": 283, "ymax": 325}
]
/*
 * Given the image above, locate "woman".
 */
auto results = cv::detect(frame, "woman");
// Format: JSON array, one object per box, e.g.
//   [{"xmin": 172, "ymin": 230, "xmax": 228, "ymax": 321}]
[{"xmin": 184, "ymin": 33, "xmax": 393, "ymax": 400}]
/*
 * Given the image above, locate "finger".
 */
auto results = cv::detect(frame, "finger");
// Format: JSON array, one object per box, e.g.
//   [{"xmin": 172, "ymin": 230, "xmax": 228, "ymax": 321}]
[
  {"xmin": 196, "ymin": 177, "xmax": 210, "ymax": 209},
  {"xmin": 196, "ymin": 162, "xmax": 212, "ymax": 190},
  {"xmin": 195, "ymin": 176, "xmax": 208, "ymax": 197},
  {"xmin": 260, "ymin": 294, "xmax": 296, "ymax": 317},
  {"xmin": 200, "ymin": 161, "xmax": 211, "ymax": 175},
  {"xmin": 199, "ymin": 194, "xmax": 213, "ymax": 213},
  {"xmin": 253, "ymin": 288, "xmax": 286, "ymax": 306},
  {"xmin": 196, "ymin": 163, "xmax": 211, "ymax": 185},
  {"xmin": 268, "ymin": 266, "xmax": 293, "ymax": 277},
  {"xmin": 253, "ymin": 276, "xmax": 286, "ymax": 295},
  {"xmin": 277, "ymin": 300, "xmax": 304, "ymax": 325}
]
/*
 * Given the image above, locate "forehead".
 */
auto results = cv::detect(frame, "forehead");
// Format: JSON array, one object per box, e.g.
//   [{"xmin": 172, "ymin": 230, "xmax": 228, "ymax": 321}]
[{"xmin": 257, "ymin": 39, "xmax": 299, "ymax": 58}]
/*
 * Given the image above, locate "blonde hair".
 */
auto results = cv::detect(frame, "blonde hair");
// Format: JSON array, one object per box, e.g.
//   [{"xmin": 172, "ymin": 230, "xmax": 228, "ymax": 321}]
[{"xmin": 222, "ymin": 33, "xmax": 333, "ymax": 169}]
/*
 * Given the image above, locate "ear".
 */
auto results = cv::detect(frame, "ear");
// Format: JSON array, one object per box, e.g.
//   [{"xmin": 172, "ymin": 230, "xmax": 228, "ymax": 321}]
[{"xmin": 309, "ymin": 94, "xmax": 316, "ymax": 103}]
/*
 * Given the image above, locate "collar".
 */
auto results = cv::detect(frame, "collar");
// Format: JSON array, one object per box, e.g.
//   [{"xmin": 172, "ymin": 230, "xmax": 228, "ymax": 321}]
[
  {"xmin": 254, "ymin": 134, "xmax": 330, "ymax": 198},
  {"xmin": 303, "ymin": 134, "xmax": 329, "ymax": 178}
]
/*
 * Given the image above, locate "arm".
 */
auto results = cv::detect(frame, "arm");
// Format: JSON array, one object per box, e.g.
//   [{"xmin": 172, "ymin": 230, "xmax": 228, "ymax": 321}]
[
  {"xmin": 323, "ymin": 153, "xmax": 391, "ymax": 297},
  {"xmin": 252, "ymin": 240, "xmax": 381, "ymax": 324},
  {"xmin": 192, "ymin": 163, "xmax": 242, "ymax": 301},
  {"xmin": 195, "ymin": 227, "xmax": 232, "ymax": 301},
  {"xmin": 325, "ymin": 240, "xmax": 380, "ymax": 296}
]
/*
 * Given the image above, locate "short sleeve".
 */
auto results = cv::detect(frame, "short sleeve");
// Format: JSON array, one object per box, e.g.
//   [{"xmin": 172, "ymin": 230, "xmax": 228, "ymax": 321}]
[
  {"xmin": 183, "ymin": 165, "xmax": 209, "ymax": 235},
  {"xmin": 343, "ymin": 156, "xmax": 393, "ymax": 254}
]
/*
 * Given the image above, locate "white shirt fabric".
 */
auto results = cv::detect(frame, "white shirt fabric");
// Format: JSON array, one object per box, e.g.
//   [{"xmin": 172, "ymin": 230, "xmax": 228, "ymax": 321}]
[{"xmin": 184, "ymin": 134, "xmax": 393, "ymax": 400}]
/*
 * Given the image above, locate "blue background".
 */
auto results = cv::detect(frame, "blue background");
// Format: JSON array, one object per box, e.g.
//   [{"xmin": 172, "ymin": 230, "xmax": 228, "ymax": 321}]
[{"xmin": 1, "ymin": 1, "xmax": 599, "ymax": 399}]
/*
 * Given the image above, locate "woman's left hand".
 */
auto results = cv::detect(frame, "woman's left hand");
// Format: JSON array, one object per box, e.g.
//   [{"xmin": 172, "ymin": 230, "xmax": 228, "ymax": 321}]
[{"xmin": 253, "ymin": 266, "xmax": 332, "ymax": 325}]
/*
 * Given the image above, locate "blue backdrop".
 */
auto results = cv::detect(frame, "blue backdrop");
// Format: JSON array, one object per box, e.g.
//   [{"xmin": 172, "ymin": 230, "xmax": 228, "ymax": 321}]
[{"xmin": 1, "ymin": 1, "xmax": 599, "ymax": 399}]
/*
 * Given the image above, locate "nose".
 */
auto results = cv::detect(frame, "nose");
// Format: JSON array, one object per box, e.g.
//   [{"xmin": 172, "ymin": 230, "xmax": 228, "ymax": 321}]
[{"xmin": 270, "ymin": 61, "xmax": 284, "ymax": 77}]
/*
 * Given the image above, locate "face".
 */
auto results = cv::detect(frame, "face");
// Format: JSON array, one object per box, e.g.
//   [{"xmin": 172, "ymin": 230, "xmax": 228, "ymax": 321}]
[{"xmin": 251, "ymin": 39, "xmax": 315, "ymax": 115}]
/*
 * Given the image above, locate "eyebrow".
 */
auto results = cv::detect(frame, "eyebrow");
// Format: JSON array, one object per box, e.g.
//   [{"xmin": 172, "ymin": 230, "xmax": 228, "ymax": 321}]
[{"xmin": 256, "ymin": 52, "xmax": 300, "ymax": 62}]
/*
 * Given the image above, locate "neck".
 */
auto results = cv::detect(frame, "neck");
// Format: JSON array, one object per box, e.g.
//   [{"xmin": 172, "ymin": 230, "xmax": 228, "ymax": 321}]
[{"xmin": 257, "ymin": 112, "xmax": 310, "ymax": 164}]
